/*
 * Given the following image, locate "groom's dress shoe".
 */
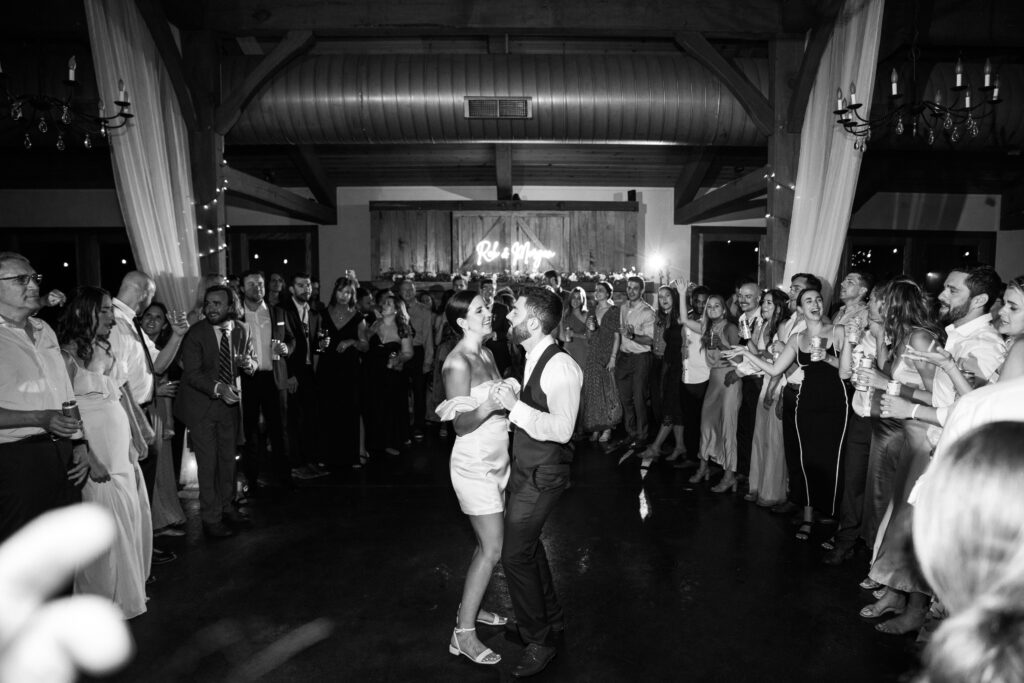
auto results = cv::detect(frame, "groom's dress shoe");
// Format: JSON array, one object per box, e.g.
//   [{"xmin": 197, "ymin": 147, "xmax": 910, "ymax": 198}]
[
  {"xmin": 505, "ymin": 622, "xmax": 564, "ymax": 648},
  {"xmin": 512, "ymin": 643, "xmax": 556, "ymax": 678}
]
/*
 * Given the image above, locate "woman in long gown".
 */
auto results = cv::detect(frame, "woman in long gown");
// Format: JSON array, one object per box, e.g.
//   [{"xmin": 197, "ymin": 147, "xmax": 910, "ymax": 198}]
[
  {"xmin": 690, "ymin": 294, "xmax": 742, "ymax": 492},
  {"xmin": 640, "ymin": 286, "xmax": 685, "ymax": 460},
  {"xmin": 580, "ymin": 281, "xmax": 621, "ymax": 442},
  {"xmin": 745, "ymin": 289, "xmax": 790, "ymax": 506},
  {"xmin": 364, "ymin": 290, "xmax": 414, "ymax": 456},
  {"xmin": 725, "ymin": 287, "xmax": 850, "ymax": 539},
  {"xmin": 317, "ymin": 277, "xmax": 368, "ymax": 468},
  {"xmin": 59, "ymin": 287, "xmax": 151, "ymax": 619},
  {"xmin": 560, "ymin": 286, "xmax": 590, "ymax": 369},
  {"xmin": 435, "ymin": 290, "xmax": 518, "ymax": 666}
]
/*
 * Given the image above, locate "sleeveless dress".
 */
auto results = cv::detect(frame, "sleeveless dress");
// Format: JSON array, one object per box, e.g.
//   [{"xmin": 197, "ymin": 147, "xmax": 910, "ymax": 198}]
[
  {"xmin": 562, "ymin": 311, "xmax": 589, "ymax": 369},
  {"xmin": 794, "ymin": 340, "xmax": 849, "ymax": 517},
  {"xmin": 364, "ymin": 334, "xmax": 408, "ymax": 452},
  {"xmin": 317, "ymin": 309, "xmax": 363, "ymax": 465},
  {"xmin": 580, "ymin": 304, "xmax": 622, "ymax": 433},
  {"xmin": 72, "ymin": 352, "xmax": 152, "ymax": 619},
  {"xmin": 699, "ymin": 324, "xmax": 741, "ymax": 471},
  {"xmin": 658, "ymin": 321, "xmax": 684, "ymax": 425},
  {"xmin": 435, "ymin": 379, "xmax": 513, "ymax": 515}
]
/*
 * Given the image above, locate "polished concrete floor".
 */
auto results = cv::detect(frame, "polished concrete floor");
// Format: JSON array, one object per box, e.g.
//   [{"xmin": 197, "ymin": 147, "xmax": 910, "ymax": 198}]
[{"xmin": 109, "ymin": 435, "xmax": 921, "ymax": 682}]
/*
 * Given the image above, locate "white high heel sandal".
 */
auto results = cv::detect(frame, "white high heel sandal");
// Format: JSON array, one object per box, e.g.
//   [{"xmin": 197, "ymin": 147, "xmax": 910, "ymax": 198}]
[{"xmin": 449, "ymin": 627, "xmax": 501, "ymax": 665}]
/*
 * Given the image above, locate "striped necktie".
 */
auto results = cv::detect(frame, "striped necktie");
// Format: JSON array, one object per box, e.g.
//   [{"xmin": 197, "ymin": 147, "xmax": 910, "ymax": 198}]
[{"xmin": 217, "ymin": 327, "xmax": 234, "ymax": 386}]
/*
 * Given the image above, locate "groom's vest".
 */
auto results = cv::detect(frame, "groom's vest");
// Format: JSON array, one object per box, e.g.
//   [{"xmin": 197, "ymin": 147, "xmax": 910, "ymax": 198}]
[{"xmin": 512, "ymin": 343, "xmax": 574, "ymax": 468}]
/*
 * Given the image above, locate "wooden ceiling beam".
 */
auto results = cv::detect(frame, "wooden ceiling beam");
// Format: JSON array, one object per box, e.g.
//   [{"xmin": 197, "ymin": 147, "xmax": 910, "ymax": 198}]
[
  {"xmin": 136, "ymin": 0, "xmax": 199, "ymax": 131},
  {"xmin": 214, "ymin": 29, "xmax": 314, "ymax": 135},
  {"xmin": 495, "ymin": 144, "xmax": 513, "ymax": 200},
  {"xmin": 673, "ymin": 148, "xmax": 714, "ymax": 209},
  {"xmin": 223, "ymin": 166, "xmax": 336, "ymax": 224},
  {"xmin": 287, "ymin": 145, "xmax": 336, "ymax": 208},
  {"xmin": 674, "ymin": 32, "xmax": 774, "ymax": 138},
  {"xmin": 674, "ymin": 165, "xmax": 768, "ymax": 224}
]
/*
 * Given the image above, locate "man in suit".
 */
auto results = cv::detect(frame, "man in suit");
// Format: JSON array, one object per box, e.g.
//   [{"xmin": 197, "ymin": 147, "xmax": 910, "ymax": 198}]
[
  {"xmin": 174, "ymin": 285, "xmax": 255, "ymax": 538},
  {"xmin": 239, "ymin": 270, "xmax": 294, "ymax": 494},
  {"xmin": 492, "ymin": 287, "xmax": 583, "ymax": 678},
  {"xmin": 278, "ymin": 272, "xmax": 325, "ymax": 479}
]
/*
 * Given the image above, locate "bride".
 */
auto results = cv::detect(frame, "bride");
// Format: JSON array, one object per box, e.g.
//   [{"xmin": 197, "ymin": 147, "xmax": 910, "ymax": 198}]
[{"xmin": 436, "ymin": 289, "xmax": 519, "ymax": 666}]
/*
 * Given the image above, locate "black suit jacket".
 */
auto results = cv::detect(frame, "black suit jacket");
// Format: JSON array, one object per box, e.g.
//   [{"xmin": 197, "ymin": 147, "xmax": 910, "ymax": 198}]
[
  {"xmin": 240, "ymin": 302, "xmax": 294, "ymax": 390},
  {"xmin": 173, "ymin": 319, "xmax": 252, "ymax": 428},
  {"xmin": 278, "ymin": 297, "xmax": 321, "ymax": 377}
]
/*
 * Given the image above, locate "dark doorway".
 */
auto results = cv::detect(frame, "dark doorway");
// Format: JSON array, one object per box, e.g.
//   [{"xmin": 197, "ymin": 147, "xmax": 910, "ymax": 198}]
[{"xmin": 692, "ymin": 226, "xmax": 765, "ymax": 298}]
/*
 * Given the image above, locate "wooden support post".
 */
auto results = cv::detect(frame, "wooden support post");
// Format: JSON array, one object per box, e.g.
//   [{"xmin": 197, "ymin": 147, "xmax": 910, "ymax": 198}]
[
  {"xmin": 764, "ymin": 38, "xmax": 803, "ymax": 287},
  {"xmin": 288, "ymin": 146, "xmax": 336, "ymax": 208},
  {"xmin": 674, "ymin": 166, "xmax": 768, "ymax": 225},
  {"xmin": 495, "ymin": 144, "xmax": 513, "ymax": 200}
]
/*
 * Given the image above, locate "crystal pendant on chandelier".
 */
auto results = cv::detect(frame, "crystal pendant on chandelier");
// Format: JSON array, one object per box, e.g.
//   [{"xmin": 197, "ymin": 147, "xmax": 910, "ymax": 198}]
[
  {"xmin": 60, "ymin": 106, "xmax": 72, "ymax": 125},
  {"xmin": 943, "ymin": 114, "xmax": 953, "ymax": 131},
  {"xmin": 950, "ymin": 127, "xmax": 961, "ymax": 143},
  {"xmin": 967, "ymin": 118, "xmax": 979, "ymax": 138},
  {"xmin": 37, "ymin": 117, "xmax": 48, "ymax": 134},
  {"xmin": 927, "ymin": 129, "xmax": 936, "ymax": 145},
  {"xmin": 895, "ymin": 115, "xmax": 904, "ymax": 135},
  {"xmin": 11, "ymin": 102, "xmax": 23, "ymax": 121},
  {"xmin": 83, "ymin": 134, "xmax": 92, "ymax": 149},
  {"xmin": 56, "ymin": 134, "xmax": 66, "ymax": 151},
  {"xmin": 23, "ymin": 133, "xmax": 32, "ymax": 150}
]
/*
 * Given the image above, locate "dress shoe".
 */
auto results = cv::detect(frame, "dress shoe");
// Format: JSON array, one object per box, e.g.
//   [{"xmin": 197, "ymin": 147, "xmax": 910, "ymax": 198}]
[
  {"xmin": 822, "ymin": 544, "xmax": 855, "ymax": 566},
  {"xmin": 152, "ymin": 548, "xmax": 177, "ymax": 564},
  {"xmin": 203, "ymin": 521, "xmax": 235, "ymax": 538},
  {"xmin": 223, "ymin": 509, "xmax": 251, "ymax": 525},
  {"xmin": 512, "ymin": 643, "xmax": 557, "ymax": 678}
]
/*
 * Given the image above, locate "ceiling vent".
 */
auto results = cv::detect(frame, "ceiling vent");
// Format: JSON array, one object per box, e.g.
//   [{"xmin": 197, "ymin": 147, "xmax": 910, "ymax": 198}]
[{"xmin": 464, "ymin": 96, "xmax": 533, "ymax": 119}]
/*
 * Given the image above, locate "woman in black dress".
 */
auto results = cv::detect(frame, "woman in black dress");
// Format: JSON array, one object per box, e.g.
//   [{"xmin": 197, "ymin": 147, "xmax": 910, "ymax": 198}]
[
  {"xmin": 724, "ymin": 287, "xmax": 849, "ymax": 540},
  {"xmin": 639, "ymin": 286, "xmax": 685, "ymax": 460},
  {"xmin": 365, "ymin": 290, "xmax": 415, "ymax": 456},
  {"xmin": 317, "ymin": 277, "xmax": 368, "ymax": 469}
]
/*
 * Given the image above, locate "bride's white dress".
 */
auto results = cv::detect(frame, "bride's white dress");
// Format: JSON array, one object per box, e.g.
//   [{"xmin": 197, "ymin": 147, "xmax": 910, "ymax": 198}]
[
  {"xmin": 436, "ymin": 379, "xmax": 516, "ymax": 516},
  {"xmin": 72, "ymin": 351, "xmax": 152, "ymax": 619}
]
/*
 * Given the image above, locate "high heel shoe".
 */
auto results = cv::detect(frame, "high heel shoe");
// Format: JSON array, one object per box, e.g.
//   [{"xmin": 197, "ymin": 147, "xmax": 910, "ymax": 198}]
[
  {"xmin": 711, "ymin": 472, "xmax": 737, "ymax": 493},
  {"xmin": 449, "ymin": 627, "xmax": 501, "ymax": 665},
  {"xmin": 664, "ymin": 449, "xmax": 685, "ymax": 462},
  {"xmin": 688, "ymin": 461, "xmax": 710, "ymax": 484}
]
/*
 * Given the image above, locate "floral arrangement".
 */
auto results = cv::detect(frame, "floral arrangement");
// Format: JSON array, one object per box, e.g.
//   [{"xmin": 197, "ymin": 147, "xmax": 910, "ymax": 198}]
[{"xmin": 378, "ymin": 267, "xmax": 649, "ymax": 284}]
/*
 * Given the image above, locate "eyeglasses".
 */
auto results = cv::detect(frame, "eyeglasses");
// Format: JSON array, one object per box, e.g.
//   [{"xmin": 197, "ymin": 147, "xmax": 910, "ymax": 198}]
[{"xmin": 0, "ymin": 273, "xmax": 43, "ymax": 286}]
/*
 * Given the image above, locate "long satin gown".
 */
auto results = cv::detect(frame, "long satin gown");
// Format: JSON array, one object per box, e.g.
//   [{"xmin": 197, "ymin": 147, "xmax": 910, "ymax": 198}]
[
  {"xmin": 72, "ymin": 349, "xmax": 152, "ymax": 619},
  {"xmin": 435, "ymin": 379, "xmax": 512, "ymax": 516}
]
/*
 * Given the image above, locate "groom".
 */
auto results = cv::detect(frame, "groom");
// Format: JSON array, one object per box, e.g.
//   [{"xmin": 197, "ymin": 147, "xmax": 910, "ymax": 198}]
[{"xmin": 492, "ymin": 287, "xmax": 583, "ymax": 678}]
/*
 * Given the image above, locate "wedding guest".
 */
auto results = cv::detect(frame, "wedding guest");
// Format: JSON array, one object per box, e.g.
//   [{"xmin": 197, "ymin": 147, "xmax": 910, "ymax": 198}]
[
  {"xmin": 280, "ymin": 273, "xmax": 326, "ymax": 479},
  {"xmin": 398, "ymin": 279, "xmax": 434, "ymax": 442},
  {"xmin": 834, "ymin": 271, "xmax": 872, "ymax": 328},
  {"xmin": 318, "ymin": 276, "xmax": 368, "ymax": 469},
  {"xmin": 544, "ymin": 269, "xmax": 571, "ymax": 309},
  {"xmin": 436, "ymin": 290, "xmax": 514, "ymax": 666},
  {"xmin": 0, "ymin": 252, "xmax": 84, "ymax": 543},
  {"xmin": 580, "ymin": 281, "xmax": 621, "ymax": 442},
  {"xmin": 678, "ymin": 285, "xmax": 711, "ymax": 466},
  {"xmin": 174, "ymin": 285, "xmax": 255, "ymax": 538},
  {"xmin": 480, "ymin": 278, "xmax": 513, "ymax": 377},
  {"xmin": 365, "ymin": 290, "xmax": 414, "ymax": 456},
  {"xmin": 733, "ymin": 281, "xmax": 762, "ymax": 486},
  {"xmin": 649, "ymin": 286, "xmax": 671, "ymax": 428},
  {"xmin": 560, "ymin": 286, "xmax": 590, "ymax": 374},
  {"xmin": 744, "ymin": 289, "xmax": 790, "ymax": 506},
  {"xmin": 266, "ymin": 272, "xmax": 286, "ymax": 308},
  {"xmin": 238, "ymin": 271, "xmax": 293, "ymax": 490},
  {"xmin": 138, "ymin": 302, "xmax": 187, "ymax": 536},
  {"xmin": 640, "ymin": 286, "xmax": 685, "ymax": 460},
  {"xmin": 616, "ymin": 276, "xmax": 656, "ymax": 450},
  {"xmin": 690, "ymin": 294, "xmax": 741, "ymax": 491},
  {"xmin": 59, "ymin": 287, "xmax": 150, "ymax": 618},
  {"xmin": 913, "ymin": 421, "xmax": 1024, "ymax": 683},
  {"xmin": 724, "ymin": 287, "xmax": 849, "ymax": 536}
]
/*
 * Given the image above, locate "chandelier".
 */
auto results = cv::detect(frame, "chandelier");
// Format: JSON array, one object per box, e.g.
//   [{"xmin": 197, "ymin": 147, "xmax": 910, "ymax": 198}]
[
  {"xmin": 834, "ymin": 56, "xmax": 1002, "ymax": 151},
  {"xmin": 0, "ymin": 56, "xmax": 133, "ymax": 151}
]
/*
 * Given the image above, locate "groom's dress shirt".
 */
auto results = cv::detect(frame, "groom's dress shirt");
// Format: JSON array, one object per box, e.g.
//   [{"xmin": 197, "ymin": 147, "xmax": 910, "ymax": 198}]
[{"xmin": 509, "ymin": 335, "xmax": 583, "ymax": 443}]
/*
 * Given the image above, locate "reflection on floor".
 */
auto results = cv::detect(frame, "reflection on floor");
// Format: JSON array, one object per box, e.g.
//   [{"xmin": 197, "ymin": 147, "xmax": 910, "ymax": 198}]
[{"xmin": 108, "ymin": 435, "xmax": 921, "ymax": 682}]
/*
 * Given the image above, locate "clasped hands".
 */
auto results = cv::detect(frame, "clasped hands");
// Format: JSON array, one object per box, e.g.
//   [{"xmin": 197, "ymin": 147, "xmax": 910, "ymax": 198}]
[{"xmin": 488, "ymin": 380, "xmax": 520, "ymax": 412}]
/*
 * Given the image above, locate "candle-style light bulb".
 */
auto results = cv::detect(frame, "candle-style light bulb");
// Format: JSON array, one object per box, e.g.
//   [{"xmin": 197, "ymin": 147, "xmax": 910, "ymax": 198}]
[
  {"xmin": 836, "ymin": 88, "xmax": 844, "ymax": 111},
  {"xmin": 849, "ymin": 82, "xmax": 857, "ymax": 105},
  {"xmin": 984, "ymin": 59, "xmax": 992, "ymax": 88},
  {"xmin": 992, "ymin": 74, "xmax": 1000, "ymax": 100},
  {"xmin": 117, "ymin": 79, "xmax": 126, "ymax": 103},
  {"xmin": 954, "ymin": 58, "xmax": 964, "ymax": 88},
  {"xmin": 965, "ymin": 90, "xmax": 972, "ymax": 108},
  {"xmin": 890, "ymin": 68, "xmax": 899, "ymax": 96},
  {"xmin": 68, "ymin": 56, "xmax": 76, "ymax": 82}
]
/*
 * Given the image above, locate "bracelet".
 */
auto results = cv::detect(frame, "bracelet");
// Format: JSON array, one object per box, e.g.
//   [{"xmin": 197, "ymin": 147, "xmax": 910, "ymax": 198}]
[{"xmin": 910, "ymin": 404, "xmax": 920, "ymax": 420}]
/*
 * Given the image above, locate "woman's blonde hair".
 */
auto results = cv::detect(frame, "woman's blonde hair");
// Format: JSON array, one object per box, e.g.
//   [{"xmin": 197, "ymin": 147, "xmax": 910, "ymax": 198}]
[{"xmin": 914, "ymin": 421, "xmax": 1024, "ymax": 683}]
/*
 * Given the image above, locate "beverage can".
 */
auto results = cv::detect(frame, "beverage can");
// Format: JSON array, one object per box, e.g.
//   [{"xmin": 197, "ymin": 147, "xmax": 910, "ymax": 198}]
[
  {"xmin": 810, "ymin": 336, "xmax": 824, "ymax": 350},
  {"xmin": 61, "ymin": 400, "xmax": 81, "ymax": 421},
  {"xmin": 885, "ymin": 380, "xmax": 901, "ymax": 396},
  {"xmin": 847, "ymin": 326, "xmax": 862, "ymax": 345}
]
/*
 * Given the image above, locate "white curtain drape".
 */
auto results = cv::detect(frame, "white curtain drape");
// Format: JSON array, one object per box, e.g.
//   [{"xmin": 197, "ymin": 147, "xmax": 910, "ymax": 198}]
[
  {"xmin": 783, "ymin": 0, "xmax": 886, "ymax": 297},
  {"xmin": 84, "ymin": 0, "xmax": 200, "ymax": 312}
]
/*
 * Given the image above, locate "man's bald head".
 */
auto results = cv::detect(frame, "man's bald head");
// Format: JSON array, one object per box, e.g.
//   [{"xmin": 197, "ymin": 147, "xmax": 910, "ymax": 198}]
[
  {"xmin": 117, "ymin": 270, "xmax": 156, "ymax": 314},
  {"xmin": 737, "ymin": 282, "xmax": 760, "ymax": 313}
]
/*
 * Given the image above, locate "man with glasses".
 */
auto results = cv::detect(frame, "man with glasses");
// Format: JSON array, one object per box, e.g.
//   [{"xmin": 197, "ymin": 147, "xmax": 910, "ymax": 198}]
[{"xmin": 0, "ymin": 252, "xmax": 87, "ymax": 542}]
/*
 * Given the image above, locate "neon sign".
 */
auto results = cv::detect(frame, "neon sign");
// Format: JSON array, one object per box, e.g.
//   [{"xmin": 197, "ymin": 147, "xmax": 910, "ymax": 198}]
[{"xmin": 475, "ymin": 240, "xmax": 556, "ymax": 272}]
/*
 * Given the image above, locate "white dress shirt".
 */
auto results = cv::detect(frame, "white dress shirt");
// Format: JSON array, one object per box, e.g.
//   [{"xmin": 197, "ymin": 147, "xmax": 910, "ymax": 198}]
[
  {"xmin": 0, "ymin": 315, "xmax": 76, "ymax": 444},
  {"xmin": 109, "ymin": 297, "xmax": 156, "ymax": 403},
  {"xmin": 509, "ymin": 335, "xmax": 583, "ymax": 444},
  {"xmin": 245, "ymin": 301, "xmax": 273, "ymax": 371},
  {"xmin": 928, "ymin": 314, "xmax": 1006, "ymax": 446},
  {"xmin": 619, "ymin": 301, "xmax": 656, "ymax": 354}
]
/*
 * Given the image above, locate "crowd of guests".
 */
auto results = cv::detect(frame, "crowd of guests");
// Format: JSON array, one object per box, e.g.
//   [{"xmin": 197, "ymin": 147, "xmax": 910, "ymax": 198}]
[{"xmin": 3, "ymin": 246, "xmax": 1024, "ymax": 681}]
